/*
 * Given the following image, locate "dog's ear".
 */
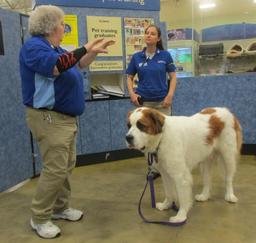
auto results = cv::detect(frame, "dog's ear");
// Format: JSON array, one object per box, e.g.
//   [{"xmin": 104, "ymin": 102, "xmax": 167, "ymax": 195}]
[
  {"xmin": 149, "ymin": 110, "xmax": 165, "ymax": 134},
  {"xmin": 127, "ymin": 110, "xmax": 132, "ymax": 119},
  {"xmin": 143, "ymin": 109, "xmax": 165, "ymax": 134}
]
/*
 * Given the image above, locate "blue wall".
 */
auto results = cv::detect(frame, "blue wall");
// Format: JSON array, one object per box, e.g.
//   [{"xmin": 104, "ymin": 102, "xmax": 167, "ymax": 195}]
[
  {"xmin": 35, "ymin": 0, "xmax": 160, "ymax": 11},
  {"xmin": 0, "ymin": 9, "xmax": 33, "ymax": 191},
  {"xmin": 173, "ymin": 74, "xmax": 256, "ymax": 144},
  {"xmin": 202, "ymin": 23, "xmax": 256, "ymax": 42}
]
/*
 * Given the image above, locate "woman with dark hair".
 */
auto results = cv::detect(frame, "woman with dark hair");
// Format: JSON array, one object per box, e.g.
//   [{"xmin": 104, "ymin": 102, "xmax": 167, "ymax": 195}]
[
  {"xmin": 126, "ymin": 24, "xmax": 177, "ymax": 177},
  {"xmin": 126, "ymin": 24, "xmax": 176, "ymax": 115}
]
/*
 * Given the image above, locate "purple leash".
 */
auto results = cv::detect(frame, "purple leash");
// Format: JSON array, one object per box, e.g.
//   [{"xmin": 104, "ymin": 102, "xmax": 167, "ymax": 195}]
[
  {"xmin": 138, "ymin": 172, "xmax": 187, "ymax": 227},
  {"xmin": 148, "ymin": 173, "xmax": 156, "ymax": 208}
]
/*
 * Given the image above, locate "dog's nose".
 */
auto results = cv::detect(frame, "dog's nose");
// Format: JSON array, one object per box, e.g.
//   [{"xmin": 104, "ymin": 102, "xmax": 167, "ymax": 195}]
[{"xmin": 126, "ymin": 134, "xmax": 134, "ymax": 144}]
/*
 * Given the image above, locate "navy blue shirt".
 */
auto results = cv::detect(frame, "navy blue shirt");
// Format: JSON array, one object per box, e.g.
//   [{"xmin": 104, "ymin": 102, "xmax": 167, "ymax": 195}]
[
  {"xmin": 126, "ymin": 49, "xmax": 176, "ymax": 101},
  {"xmin": 19, "ymin": 36, "xmax": 85, "ymax": 116}
]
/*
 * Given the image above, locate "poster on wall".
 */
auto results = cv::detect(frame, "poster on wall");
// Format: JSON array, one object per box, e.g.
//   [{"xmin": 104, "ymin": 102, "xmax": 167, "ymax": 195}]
[
  {"xmin": 124, "ymin": 17, "xmax": 154, "ymax": 67},
  {"xmin": 61, "ymin": 15, "xmax": 79, "ymax": 51},
  {"xmin": 87, "ymin": 16, "xmax": 123, "ymax": 57},
  {"xmin": 0, "ymin": 20, "xmax": 4, "ymax": 56},
  {"xmin": 89, "ymin": 60, "xmax": 123, "ymax": 72},
  {"xmin": 167, "ymin": 29, "xmax": 186, "ymax": 41}
]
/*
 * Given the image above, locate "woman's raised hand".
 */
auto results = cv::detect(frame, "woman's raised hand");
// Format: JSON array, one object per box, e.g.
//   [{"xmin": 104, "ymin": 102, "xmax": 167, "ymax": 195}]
[{"xmin": 84, "ymin": 39, "xmax": 115, "ymax": 54}]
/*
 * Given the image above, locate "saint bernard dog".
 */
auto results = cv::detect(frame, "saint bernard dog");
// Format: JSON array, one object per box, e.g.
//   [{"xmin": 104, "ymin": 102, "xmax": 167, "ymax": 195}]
[{"xmin": 126, "ymin": 107, "xmax": 242, "ymax": 223}]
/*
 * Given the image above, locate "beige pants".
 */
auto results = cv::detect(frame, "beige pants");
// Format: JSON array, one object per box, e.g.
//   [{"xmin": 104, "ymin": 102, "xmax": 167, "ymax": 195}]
[
  {"xmin": 143, "ymin": 101, "xmax": 171, "ymax": 115},
  {"xmin": 26, "ymin": 107, "xmax": 77, "ymax": 224}
]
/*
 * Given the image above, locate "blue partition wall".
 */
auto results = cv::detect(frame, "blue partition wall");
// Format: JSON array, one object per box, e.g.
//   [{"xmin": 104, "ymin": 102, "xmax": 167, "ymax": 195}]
[
  {"xmin": 109, "ymin": 99, "xmax": 134, "ymax": 150},
  {"xmin": 35, "ymin": 0, "xmax": 160, "ymax": 11},
  {"xmin": 173, "ymin": 74, "xmax": 256, "ymax": 144},
  {"xmin": 0, "ymin": 9, "xmax": 33, "ymax": 191},
  {"xmin": 202, "ymin": 23, "xmax": 256, "ymax": 42}
]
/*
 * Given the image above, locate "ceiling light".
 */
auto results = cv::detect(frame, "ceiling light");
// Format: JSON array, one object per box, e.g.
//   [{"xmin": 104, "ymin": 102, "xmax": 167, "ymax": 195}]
[
  {"xmin": 254, "ymin": 0, "xmax": 256, "ymax": 3},
  {"xmin": 199, "ymin": 2, "xmax": 216, "ymax": 9}
]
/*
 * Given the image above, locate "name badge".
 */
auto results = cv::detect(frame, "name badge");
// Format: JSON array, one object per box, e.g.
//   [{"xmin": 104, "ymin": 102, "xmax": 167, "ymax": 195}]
[
  {"xmin": 157, "ymin": 60, "xmax": 166, "ymax": 64},
  {"xmin": 139, "ymin": 62, "xmax": 148, "ymax": 67}
]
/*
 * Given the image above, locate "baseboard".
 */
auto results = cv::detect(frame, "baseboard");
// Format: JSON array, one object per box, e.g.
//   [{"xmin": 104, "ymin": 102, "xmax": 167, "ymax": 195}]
[
  {"xmin": 241, "ymin": 144, "xmax": 256, "ymax": 155},
  {"xmin": 1, "ymin": 179, "xmax": 31, "ymax": 194},
  {"xmin": 76, "ymin": 144, "xmax": 255, "ymax": 167},
  {"xmin": 76, "ymin": 149, "xmax": 143, "ymax": 167}
]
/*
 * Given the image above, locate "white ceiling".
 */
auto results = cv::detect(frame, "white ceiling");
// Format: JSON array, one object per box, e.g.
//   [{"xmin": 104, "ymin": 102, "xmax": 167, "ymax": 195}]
[{"xmin": 160, "ymin": 0, "xmax": 256, "ymax": 24}]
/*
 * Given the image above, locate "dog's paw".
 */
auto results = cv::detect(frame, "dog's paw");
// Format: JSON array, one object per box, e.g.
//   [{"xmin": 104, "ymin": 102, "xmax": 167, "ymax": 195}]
[
  {"xmin": 195, "ymin": 193, "xmax": 209, "ymax": 202},
  {"xmin": 169, "ymin": 214, "xmax": 187, "ymax": 223},
  {"xmin": 225, "ymin": 193, "xmax": 238, "ymax": 203},
  {"xmin": 156, "ymin": 201, "xmax": 170, "ymax": 211}
]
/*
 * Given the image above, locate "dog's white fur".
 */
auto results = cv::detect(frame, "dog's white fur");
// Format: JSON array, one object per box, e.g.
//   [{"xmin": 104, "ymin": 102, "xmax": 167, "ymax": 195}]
[{"xmin": 126, "ymin": 107, "xmax": 242, "ymax": 223}]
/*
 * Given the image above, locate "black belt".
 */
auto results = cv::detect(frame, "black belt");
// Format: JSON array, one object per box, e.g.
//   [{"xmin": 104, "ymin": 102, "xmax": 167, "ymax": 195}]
[
  {"xmin": 137, "ymin": 97, "xmax": 163, "ymax": 105},
  {"xmin": 27, "ymin": 106, "xmax": 76, "ymax": 117}
]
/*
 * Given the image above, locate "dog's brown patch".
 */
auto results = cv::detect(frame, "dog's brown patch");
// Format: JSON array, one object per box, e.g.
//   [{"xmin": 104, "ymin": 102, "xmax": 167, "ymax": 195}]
[
  {"xmin": 127, "ymin": 111, "xmax": 132, "ymax": 129},
  {"xmin": 137, "ymin": 108, "xmax": 165, "ymax": 135},
  {"xmin": 206, "ymin": 115, "xmax": 225, "ymax": 144},
  {"xmin": 127, "ymin": 111, "xmax": 132, "ymax": 119},
  {"xmin": 233, "ymin": 115, "xmax": 242, "ymax": 152},
  {"xmin": 200, "ymin": 108, "xmax": 216, "ymax": 115},
  {"xmin": 136, "ymin": 108, "xmax": 143, "ymax": 112}
]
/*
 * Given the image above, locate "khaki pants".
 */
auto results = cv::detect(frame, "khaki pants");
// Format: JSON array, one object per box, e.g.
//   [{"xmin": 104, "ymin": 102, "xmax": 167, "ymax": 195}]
[
  {"xmin": 143, "ymin": 101, "xmax": 171, "ymax": 115},
  {"xmin": 26, "ymin": 107, "xmax": 77, "ymax": 224}
]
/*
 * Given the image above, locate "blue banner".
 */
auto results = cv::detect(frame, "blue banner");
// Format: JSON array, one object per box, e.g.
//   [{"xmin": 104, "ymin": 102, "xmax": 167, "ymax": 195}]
[{"xmin": 35, "ymin": 0, "xmax": 160, "ymax": 11}]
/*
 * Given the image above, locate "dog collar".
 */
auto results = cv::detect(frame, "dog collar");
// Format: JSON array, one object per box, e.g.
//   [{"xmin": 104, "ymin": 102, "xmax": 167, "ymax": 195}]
[{"xmin": 148, "ymin": 138, "xmax": 162, "ymax": 165}]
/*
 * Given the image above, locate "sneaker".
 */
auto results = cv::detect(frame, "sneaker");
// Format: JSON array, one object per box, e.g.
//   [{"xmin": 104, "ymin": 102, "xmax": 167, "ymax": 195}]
[
  {"xmin": 52, "ymin": 208, "xmax": 83, "ymax": 221},
  {"xmin": 30, "ymin": 218, "xmax": 61, "ymax": 239}
]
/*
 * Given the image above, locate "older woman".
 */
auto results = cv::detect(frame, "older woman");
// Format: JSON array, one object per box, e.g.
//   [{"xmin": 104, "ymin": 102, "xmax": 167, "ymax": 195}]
[{"xmin": 19, "ymin": 5, "xmax": 114, "ymax": 239}]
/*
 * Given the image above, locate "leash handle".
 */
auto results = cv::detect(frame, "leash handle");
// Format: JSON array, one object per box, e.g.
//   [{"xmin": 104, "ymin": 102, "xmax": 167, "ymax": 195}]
[{"xmin": 138, "ymin": 174, "xmax": 186, "ymax": 227}]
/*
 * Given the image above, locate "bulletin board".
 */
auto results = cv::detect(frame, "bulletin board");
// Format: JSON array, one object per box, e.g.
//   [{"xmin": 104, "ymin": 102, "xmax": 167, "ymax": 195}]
[{"xmin": 124, "ymin": 17, "xmax": 154, "ymax": 67}]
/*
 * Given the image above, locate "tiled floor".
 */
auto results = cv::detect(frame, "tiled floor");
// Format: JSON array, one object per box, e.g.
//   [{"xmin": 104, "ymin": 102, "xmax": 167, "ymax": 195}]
[{"xmin": 0, "ymin": 155, "xmax": 255, "ymax": 243}]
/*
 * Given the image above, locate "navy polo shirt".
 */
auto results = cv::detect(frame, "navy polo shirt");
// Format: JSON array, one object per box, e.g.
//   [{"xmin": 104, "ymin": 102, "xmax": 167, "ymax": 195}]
[
  {"xmin": 126, "ymin": 49, "xmax": 176, "ymax": 101},
  {"xmin": 19, "ymin": 36, "xmax": 85, "ymax": 116}
]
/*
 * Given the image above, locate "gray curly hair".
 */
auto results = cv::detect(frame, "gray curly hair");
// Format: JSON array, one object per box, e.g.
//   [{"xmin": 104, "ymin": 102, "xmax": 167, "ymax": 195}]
[{"xmin": 29, "ymin": 5, "xmax": 64, "ymax": 36}]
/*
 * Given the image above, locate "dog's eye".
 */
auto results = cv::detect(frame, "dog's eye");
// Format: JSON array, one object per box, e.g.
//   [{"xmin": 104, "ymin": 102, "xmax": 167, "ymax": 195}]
[
  {"xmin": 127, "ymin": 122, "xmax": 131, "ymax": 129},
  {"xmin": 136, "ymin": 121, "xmax": 146, "ymax": 131}
]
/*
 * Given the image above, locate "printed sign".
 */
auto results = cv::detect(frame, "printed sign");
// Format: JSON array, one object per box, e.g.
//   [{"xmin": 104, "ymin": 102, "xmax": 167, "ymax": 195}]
[
  {"xmin": 87, "ymin": 16, "xmax": 122, "ymax": 57},
  {"xmin": 89, "ymin": 60, "xmax": 123, "ymax": 71},
  {"xmin": 61, "ymin": 15, "xmax": 79, "ymax": 51}
]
